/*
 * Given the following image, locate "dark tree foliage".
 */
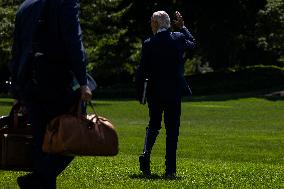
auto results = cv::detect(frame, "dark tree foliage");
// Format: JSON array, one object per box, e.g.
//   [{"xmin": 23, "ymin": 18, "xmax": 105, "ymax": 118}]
[
  {"xmin": 256, "ymin": 0, "xmax": 284, "ymax": 67},
  {"xmin": 0, "ymin": 0, "xmax": 19, "ymax": 83},
  {"xmin": 120, "ymin": 0, "xmax": 271, "ymax": 70},
  {"xmin": 80, "ymin": 0, "xmax": 136, "ymax": 86},
  {"xmin": 0, "ymin": 0, "xmax": 283, "ymax": 88}
]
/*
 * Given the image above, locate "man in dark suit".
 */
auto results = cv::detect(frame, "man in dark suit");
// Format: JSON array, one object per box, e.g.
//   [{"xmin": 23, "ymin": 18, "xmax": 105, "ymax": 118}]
[
  {"xmin": 136, "ymin": 10, "xmax": 196, "ymax": 177},
  {"xmin": 9, "ymin": 0, "xmax": 92, "ymax": 188}
]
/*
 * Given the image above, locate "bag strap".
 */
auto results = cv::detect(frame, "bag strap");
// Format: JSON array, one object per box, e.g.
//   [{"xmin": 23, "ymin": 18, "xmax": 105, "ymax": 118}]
[
  {"xmin": 88, "ymin": 102, "xmax": 99, "ymax": 118},
  {"xmin": 68, "ymin": 100, "xmax": 98, "ymax": 118}
]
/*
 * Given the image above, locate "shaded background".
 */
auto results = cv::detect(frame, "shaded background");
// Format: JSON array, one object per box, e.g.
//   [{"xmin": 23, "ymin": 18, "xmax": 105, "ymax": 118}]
[{"xmin": 0, "ymin": 0, "xmax": 283, "ymax": 97}]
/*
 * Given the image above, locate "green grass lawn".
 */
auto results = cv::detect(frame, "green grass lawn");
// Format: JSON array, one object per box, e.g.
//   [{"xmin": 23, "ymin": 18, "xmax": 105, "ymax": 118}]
[{"xmin": 0, "ymin": 95, "xmax": 284, "ymax": 188}]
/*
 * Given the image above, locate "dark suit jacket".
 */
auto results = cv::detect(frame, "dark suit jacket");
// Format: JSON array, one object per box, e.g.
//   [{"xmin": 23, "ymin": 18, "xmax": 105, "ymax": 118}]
[
  {"xmin": 10, "ymin": 0, "xmax": 87, "ymax": 99},
  {"xmin": 136, "ymin": 27, "xmax": 196, "ymax": 102}
]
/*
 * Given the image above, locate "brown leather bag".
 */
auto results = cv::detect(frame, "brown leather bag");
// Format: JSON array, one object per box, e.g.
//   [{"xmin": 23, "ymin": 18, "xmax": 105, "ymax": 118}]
[
  {"xmin": 42, "ymin": 102, "xmax": 118, "ymax": 156},
  {"xmin": 0, "ymin": 103, "xmax": 34, "ymax": 171}
]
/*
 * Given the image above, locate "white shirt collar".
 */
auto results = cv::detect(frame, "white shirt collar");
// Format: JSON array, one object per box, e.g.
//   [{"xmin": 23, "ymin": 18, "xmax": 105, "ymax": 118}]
[{"xmin": 156, "ymin": 28, "xmax": 167, "ymax": 34}]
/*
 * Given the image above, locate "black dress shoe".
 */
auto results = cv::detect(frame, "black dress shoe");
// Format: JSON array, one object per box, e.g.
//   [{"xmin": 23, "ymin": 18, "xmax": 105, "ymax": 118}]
[
  {"xmin": 139, "ymin": 154, "xmax": 151, "ymax": 175},
  {"xmin": 17, "ymin": 174, "xmax": 41, "ymax": 189}
]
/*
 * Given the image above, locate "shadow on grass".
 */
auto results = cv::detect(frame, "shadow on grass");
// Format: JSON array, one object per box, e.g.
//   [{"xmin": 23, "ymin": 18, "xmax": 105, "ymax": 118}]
[
  {"xmin": 129, "ymin": 173, "xmax": 182, "ymax": 180},
  {"xmin": 264, "ymin": 96, "xmax": 284, "ymax": 101},
  {"xmin": 183, "ymin": 88, "xmax": 284, "ymax": 102}
]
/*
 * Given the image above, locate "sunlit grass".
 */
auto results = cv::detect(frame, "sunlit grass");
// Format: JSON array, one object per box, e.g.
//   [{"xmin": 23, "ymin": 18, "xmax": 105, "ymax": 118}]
[{"xmin": 0, "ymin": 96, "xmax": 283, "ymax": 188}]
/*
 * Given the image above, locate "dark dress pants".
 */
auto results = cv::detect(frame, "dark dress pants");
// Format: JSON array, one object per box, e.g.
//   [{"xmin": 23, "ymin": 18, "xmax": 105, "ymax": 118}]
[
  {"xmin": 25, "ymin": 91, "xmax": 79, "ymax": 189},
  {"xmin": 147, "ymin": 98, "xmax": 181, "ymax": 173}
]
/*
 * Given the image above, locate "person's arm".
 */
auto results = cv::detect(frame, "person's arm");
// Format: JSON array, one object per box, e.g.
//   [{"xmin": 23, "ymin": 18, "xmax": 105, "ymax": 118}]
[
  {"xmin": 59, "ymin": 0, "xmax": 91, "ymax": 101},
  {"xmin": 172, "ymin": 11, "xmax": 196, "ymax": 49},
  {"xmin": 135, "ymin": 40, "xmax": 150, "ymax": 103},
  {"xmin": 137, "ymin": 41, "xmax": 147, "ymax": 80},
  {"xmin": 137, "ymin": 39, "xmax": 151, "ymax": 82},
  {"xmin": 180, "ymin": 26, "xmax": 196, "ymax": 49},
  {"xmin": 59, "ymin": 0, "xmax": 86, "ymax": 85}
]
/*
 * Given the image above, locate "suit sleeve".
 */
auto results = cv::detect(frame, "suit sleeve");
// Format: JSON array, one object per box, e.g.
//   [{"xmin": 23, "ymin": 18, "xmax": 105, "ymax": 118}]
[
  {"xmin": 135, "ymin": 40, "xmax": 149, "ymax": 101},
  {"xmin": 136, "ymin": 40, "xmax": 151, "ymax": 81},
  {"xmin": 59, "ymin": 0, "xmax": 87, "ymax": 86},
  {"xmin": 180, "ymin": 26, "xmax": 196, "ymax": 50},
  {"xmin": 136, "ymin": 42, "xmax": 147, "ymax": 80}
]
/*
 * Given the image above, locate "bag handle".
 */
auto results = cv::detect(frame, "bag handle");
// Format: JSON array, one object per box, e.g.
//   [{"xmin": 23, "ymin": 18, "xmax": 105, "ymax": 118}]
[
  {"xmin": 69, "ymin": 100, "xmax": 99, "ymax": 121},
  {"xmin": 88, "ymin": 101, "xmax": 98, "ymax": 116},
  {"xmin": 87, "ymin": 102, "xmax": 101, "ymax": 123},
  {"xmin": 9, "ymin": 102, "xmax": 27, "ymax": 129}
]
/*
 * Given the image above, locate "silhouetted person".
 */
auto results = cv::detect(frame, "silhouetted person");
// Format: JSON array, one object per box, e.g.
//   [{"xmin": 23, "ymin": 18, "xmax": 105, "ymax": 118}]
[
  {"xmin": 9, "ymin": 0, "xmax": 92, "ymax": 188},
  {"xmin": 136, "ymin": 10, "xmax": 196, "ymax": 178}
]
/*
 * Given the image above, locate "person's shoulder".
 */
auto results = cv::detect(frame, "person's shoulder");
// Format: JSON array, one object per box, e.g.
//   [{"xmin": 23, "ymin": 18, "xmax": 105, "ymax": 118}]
[
  {"xmin": 19, "ymin": 0, "xmax": 40, "ymax": 10},
  {"xmin": 142, "ymin": 37, "xmax": 153, "ymax": 48},
  {"xmin": 17, "ymin": 0, "xmax": 42, "ymax": 15},
  {"xmin": 171, "ymin": 31, "xmax": 184, "ymax": 39},
  {"xmin": 143, "ymin": 37, "xmax": 151, "ymax": 44}
]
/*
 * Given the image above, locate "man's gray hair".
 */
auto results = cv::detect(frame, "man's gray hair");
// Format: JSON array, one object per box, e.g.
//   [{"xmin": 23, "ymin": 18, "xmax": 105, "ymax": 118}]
[{"xmin": 152, "ymin": 11, "xmax": 171, "ymax": 29}]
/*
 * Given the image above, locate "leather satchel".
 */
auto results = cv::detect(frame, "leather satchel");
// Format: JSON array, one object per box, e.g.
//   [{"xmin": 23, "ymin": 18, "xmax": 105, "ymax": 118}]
[
  {"xmin": 0, "ymin": 103, "xmax": 34, "ymax": 171},
  {"xmin": 42, "ymin": 102, "xmax": 118, "ymax": 156}
]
